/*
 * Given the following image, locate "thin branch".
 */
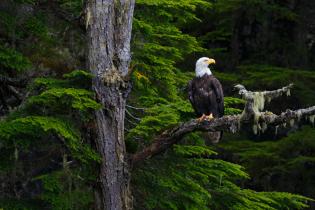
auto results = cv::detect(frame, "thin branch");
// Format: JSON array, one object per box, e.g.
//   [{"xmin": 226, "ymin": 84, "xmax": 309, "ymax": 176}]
[
  {"xmin": 7, "ymin": 85, "xmax": 22, "ymax": 102},
  {"xmin": 126, "ymin": 104, "xmax": 147, "ymax": 111},
  {"xmin": 0, "ymin": 75, "xmax": 27, "ymax": 87},
  {"xmin": 234, "ymin": 83, "xmax": 294, "ymax": 101},
  {"xmin": 37, "ymin": 0, "xmax": 85, "ymax": 31},
  {"xmin": 0, "ymin": 87, "xmax": 8, "ymax": 110},
  {"xmin": 125, "ymin": 109, "xmax": 141, "ymax": 121},
  {"xmin": 125, "ymin": 117, "xmax": 139, "ymax": 126}
]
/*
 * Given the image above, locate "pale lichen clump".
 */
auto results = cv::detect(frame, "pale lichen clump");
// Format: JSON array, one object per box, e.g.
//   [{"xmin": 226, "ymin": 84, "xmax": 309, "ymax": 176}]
[
  {"xmin": 297, "ymin": 110, "xmax": 302, "ymax": 121},
  {"xmin": 251, "ymin": 92, "xmax": 266, "ymax": 134},
  {"xmin": 286, "ymin": 89, "xmax": 291, "ymax": 96},
  {"xmin": 102, "ymin": 67, "xmax": 128, "ymax": 88},
  {"xmin": 275, "ymin": 125, "xmax": 279, "ymax": 136},
  {"xmin": 265, "ymin": 95, "xmax": 272, "ymax": 103},
  {"xmin": 252, "ymin": 124, "xmax": 258, "ymax": 135},
  {"xmin": 235, "ymin": 83, "xmax": 300, "ymax": 135},
  {"xmin": 261, "ymin": 122, "xmax": 268, "ymax": 133},
  {"xmin": 253, "ymin": 92, "xmax": 265, "ymax": 113}
]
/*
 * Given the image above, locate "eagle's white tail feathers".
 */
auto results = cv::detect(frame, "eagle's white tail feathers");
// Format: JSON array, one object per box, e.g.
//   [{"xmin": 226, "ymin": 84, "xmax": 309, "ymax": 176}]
[{"xmin": 202, "ymin": 131, "xmax": 222, "ymax": 145}]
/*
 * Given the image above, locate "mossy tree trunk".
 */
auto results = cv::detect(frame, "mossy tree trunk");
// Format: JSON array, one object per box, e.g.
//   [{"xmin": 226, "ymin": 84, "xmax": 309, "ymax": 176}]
[{"xmin": 86, "ymin": 0, "xmax": 135, "ymax": 209}]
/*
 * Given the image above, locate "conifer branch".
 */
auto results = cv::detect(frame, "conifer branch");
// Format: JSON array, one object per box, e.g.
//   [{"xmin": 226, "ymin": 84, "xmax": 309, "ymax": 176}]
[{"xmin": 132, "ymin": 84, "xmax": 315, "ymax": 165}]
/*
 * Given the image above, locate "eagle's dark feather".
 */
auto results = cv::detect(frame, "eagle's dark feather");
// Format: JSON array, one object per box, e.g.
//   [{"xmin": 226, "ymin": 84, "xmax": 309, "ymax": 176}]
[{"xmin": 188, "ymin": 74, "xmax": 224, "ymax": 118}]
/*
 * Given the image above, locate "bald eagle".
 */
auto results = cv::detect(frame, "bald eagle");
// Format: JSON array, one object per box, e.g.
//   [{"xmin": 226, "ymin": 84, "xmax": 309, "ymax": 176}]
[{"xmin": 188, "ymin": 57, "xmax": 224, "ymax": 143}]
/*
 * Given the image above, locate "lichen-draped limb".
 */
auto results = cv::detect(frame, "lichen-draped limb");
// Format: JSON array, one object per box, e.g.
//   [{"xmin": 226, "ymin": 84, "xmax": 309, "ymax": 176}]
[
  {"xmin": 234, "ymin": 83, "xmax": 293, "ymax": 102},
  {"xmin": 132, "ymin": 106, "xmax": 315, "ymax": 165},
  {"xmin": 260, "ymin": 106, "xmax": 315, "ymax": 126},
  {"xmin": 132, "ymin": 83, "xmax": 313, "ymax": 166},
  {"xmin": 234, "ymin": 83, "xmax": 294, "ymax": 134},
  {"xmin": 234, "ymin": 83, "xmax": 294, "ymax": 117}
]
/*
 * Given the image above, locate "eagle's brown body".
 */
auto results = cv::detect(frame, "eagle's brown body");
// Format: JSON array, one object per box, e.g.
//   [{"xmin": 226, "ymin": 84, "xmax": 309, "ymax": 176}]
[
  {"xmin": 188, "ymin": 74, "xmax": 224, "ymax": 118},
  {"xmin": 188, "ymin": 74, "xmax": 224, "ymax": 144}
]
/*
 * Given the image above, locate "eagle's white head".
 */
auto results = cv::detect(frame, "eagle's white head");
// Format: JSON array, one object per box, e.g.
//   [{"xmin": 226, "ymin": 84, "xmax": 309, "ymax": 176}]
[{"xmin": 195, "ymin": 57, "xmax": 216, "ymax": 77}]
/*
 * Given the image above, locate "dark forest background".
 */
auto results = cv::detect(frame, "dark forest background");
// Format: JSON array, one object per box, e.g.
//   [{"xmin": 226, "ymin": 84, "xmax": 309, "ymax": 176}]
[{"xmin": 0, "ymin": 0, "xmax": 315, "ymax": 209}]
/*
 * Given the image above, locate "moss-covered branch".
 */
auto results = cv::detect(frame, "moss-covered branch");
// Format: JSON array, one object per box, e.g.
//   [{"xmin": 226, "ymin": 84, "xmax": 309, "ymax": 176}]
[
  {"xmin": 132, "ymin": 84, "xmax": 315, "ymax": 165},
  {"xmin": 234, "ymin": 83, "xmax": 294, "ymax": 120}
]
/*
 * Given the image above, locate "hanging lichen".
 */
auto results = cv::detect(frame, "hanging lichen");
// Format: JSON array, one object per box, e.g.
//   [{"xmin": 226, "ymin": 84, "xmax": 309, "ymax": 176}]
[
  {"xmin": 250, "ymin": 92, "xmax": 266, "ymax": 135},
  {"xmin": 253, "ymin": 92, "xmax": 265, "ymax": 113},
  {"xmin": 261, "ymin": 122, "xmax": 268, "ymax": 133},
  {"xmin": 252, "ymin": 125, "xmax": 257, "ymax": 135},
  {"xmin": 297, "ymin": 110, "xmax": 302, "ymax": 121},
  {"xmin": 286, "ymin": 89, "xmax": 291, "ymax": 96},
  {"xmin": 275, "ymin": 125, "xmax": 279, "ymax": 136}
]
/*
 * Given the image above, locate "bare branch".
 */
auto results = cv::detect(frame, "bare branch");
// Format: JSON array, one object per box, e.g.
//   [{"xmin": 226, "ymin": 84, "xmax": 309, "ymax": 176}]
[
  {"xmin": 125, "ymin": 109, "xmax": 141, "ymax": 121},
  {"xmin": 7, "ymin": 86, "xmax": 22, "ymax": 102},
  {"xmin": 234, "ymin": 83, "xmax": 294, "ymax": 101},
  {"xmin": 126, "ymin": 104, "xmax": 147, "ymax": 111},
  {"xmin": 132, "ymin": 84, "xmax": 315, "ymax": 166},
  {"xmin": 0, "ymin": 75, "xmax": 27, "ymax": 87}
]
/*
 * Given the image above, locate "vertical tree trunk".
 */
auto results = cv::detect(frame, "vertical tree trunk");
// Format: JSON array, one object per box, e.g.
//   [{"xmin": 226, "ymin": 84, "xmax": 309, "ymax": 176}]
[{"xmin": 86, "ymin": 1, "xmax": 135, "ymax": 209}]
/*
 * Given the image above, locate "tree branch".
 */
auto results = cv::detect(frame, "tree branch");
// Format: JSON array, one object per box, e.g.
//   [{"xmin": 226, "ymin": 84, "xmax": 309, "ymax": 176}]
[
  {"xmin": 37, "ymin": 0, "xmax": 85, "ymax": 31},
  {"xmin": 0, "ymin": 75, "xmax": 27, "ymax": 87},
  {"xmin": 132, "ymin": 84, "xmax": 315, "ymax": 165},
  {"xmin": 234, "ymin": 83, "xmax": 294, "ymax": 101},
  {"xmin": 7, "ymin": 85, "xmax": 22, "ymax": 102},
  {"xmin": 234, "ymin": 83, "xmax": 294, "ymax": 119}
]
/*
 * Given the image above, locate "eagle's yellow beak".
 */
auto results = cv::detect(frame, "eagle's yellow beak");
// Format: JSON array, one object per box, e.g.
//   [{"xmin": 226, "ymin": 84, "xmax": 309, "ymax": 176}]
[{"xmin": 208, "ymin": 58, "xmax": 216, "ymax": 65}]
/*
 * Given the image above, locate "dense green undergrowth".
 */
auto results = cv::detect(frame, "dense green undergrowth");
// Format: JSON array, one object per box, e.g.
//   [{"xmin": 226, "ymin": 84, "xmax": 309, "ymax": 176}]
[{"xmin": 0, "ymin": 70, "xmax": 100, "ymax": 209}]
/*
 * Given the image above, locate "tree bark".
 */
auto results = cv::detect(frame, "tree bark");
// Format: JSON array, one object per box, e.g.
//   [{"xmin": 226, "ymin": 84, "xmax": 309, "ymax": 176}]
[{"xmin": 86, "ymin": 0, "xmax": 135, "ymax": 209}]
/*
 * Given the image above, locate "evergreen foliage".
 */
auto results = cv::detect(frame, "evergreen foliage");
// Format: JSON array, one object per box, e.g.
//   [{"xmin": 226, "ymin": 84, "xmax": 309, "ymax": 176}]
[
  {"xmin": 218, "ymin": 126, "xmax": 315, "ymax": 197},
  {"xmin": 127, "ymin": 1, "xmax": 314, "ymax": 209},
  {"xmin": 131, "ymin": 0, "xmax": 210, "ymax": 100},
  {"xmin": 0, "ymin": 69, "xmax": 100, "ymax": 209},
  {"xmin": 133, "ymin": 145, "xmax": 311, "ymax": 210},
  {"xmin": 0, "ymin": 46, "xmax": 31, "ymax": 73},
  {"xmin": 0, "ymin": 0, "xmax": 314, "ymax": 209},
  {"xmin": 38, "ymin": 169, "xmax": 94, "ymax": 210}
]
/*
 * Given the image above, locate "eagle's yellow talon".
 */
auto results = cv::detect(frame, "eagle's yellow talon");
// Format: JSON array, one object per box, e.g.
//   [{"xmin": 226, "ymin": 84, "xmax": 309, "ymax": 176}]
[
  {"xmin": 205, "ymin": 113, "xmax": 214, "ymax": 121},
  {"xmin": 197, "ymin": 114, "xmax": 207, "ymax": 122}
]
